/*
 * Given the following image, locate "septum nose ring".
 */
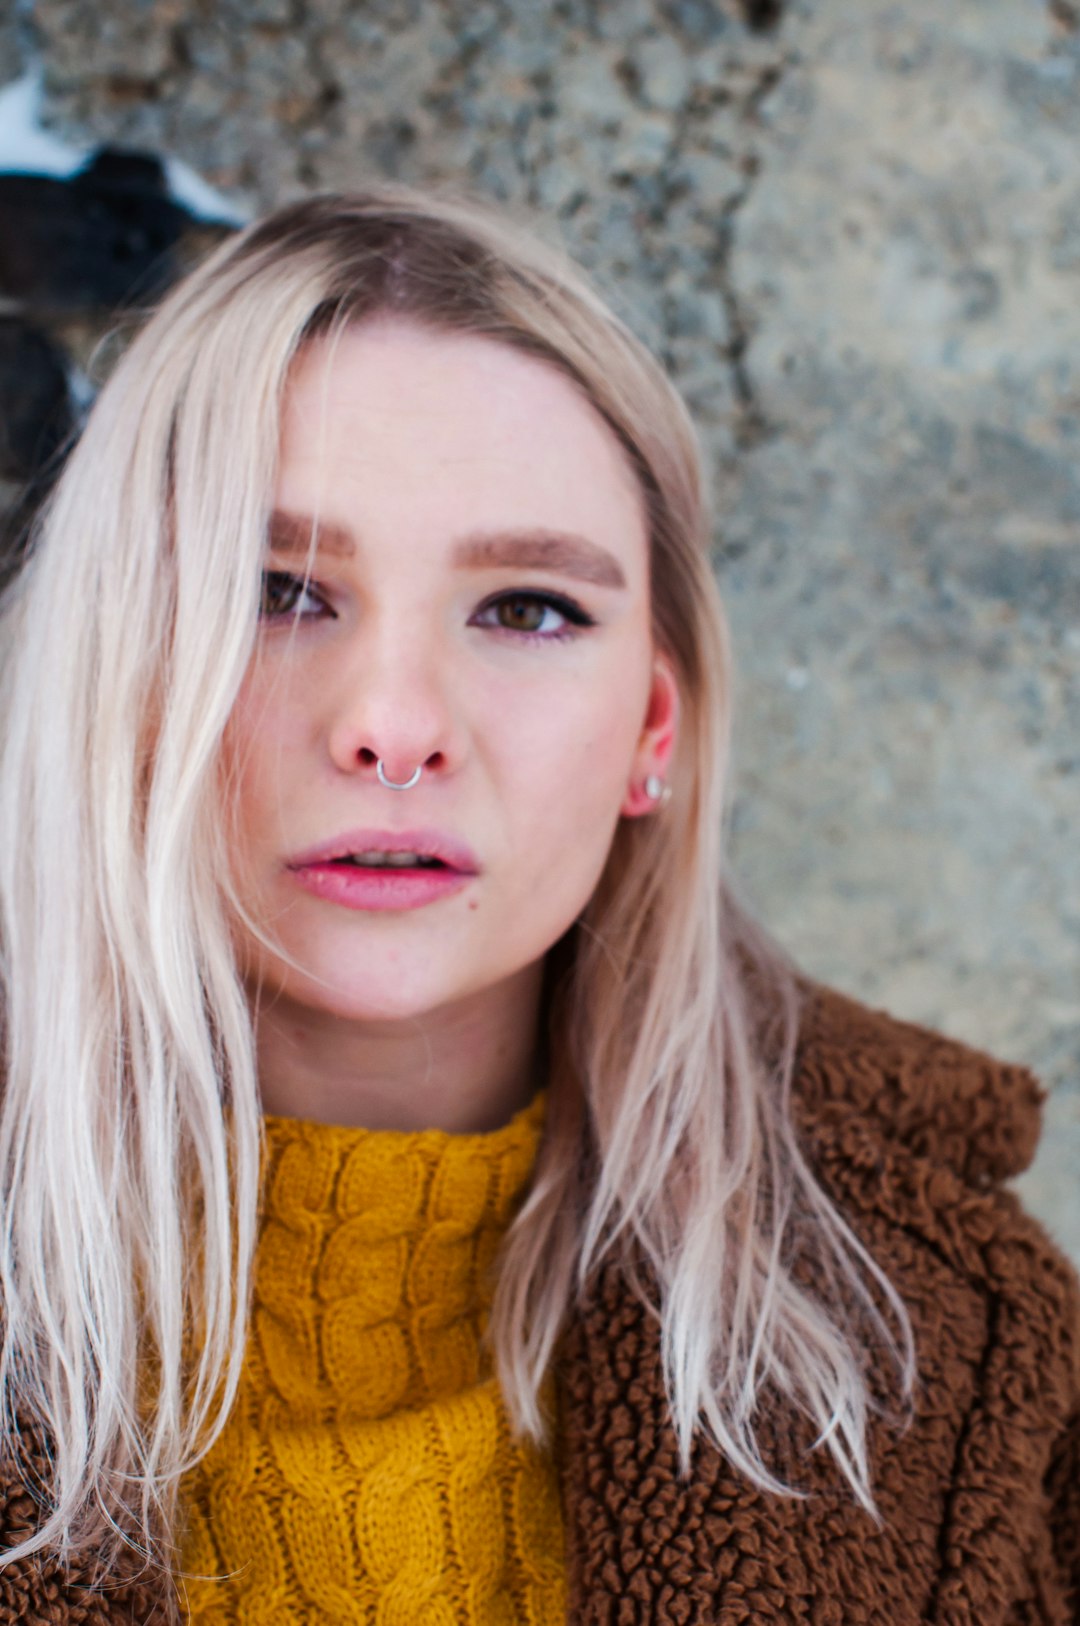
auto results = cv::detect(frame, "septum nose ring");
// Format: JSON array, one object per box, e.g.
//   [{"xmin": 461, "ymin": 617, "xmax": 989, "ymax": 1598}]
[{"xmin": 376, "ymin": 759, "xmax": 423, "ymax": 791}]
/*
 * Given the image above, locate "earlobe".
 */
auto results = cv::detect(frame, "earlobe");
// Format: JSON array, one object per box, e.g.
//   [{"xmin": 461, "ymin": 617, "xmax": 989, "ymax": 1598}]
[{"xmin": 622, "ymin": 773, "xmax": 673, "ymax": 818}]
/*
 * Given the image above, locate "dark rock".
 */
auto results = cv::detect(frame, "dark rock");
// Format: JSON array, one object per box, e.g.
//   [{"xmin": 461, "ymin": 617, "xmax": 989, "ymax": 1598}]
[
  {"xmin": 740, "ymin": 0, "xmax": 786, "ymax": 31},
  {"xmin": 0, "ymin": 317, "xmax": 73, "ymax": 483},
  {"xmin": 0, "ymin": 318, "xmax": 75, "ymax": 581},
  {"xmin": 0, "ymin": 146, "xmax": 190, "ymax": 316}
]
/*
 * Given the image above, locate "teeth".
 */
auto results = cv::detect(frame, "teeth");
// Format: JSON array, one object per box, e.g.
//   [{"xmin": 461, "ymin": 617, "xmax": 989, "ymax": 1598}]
[{"xmin": 341, "ymin": 851, "xmax": 442, "ymax": 869}]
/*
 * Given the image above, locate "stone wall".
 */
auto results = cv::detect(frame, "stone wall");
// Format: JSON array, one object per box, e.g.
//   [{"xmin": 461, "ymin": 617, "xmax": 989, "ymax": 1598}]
[{"xmin": 3, "ymin": 0, "xmax": 1077, "ymax": 1255}]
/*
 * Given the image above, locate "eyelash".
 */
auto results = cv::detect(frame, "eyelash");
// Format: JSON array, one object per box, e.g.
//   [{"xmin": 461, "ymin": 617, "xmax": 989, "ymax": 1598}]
[
  {"xmin": 258, "ymin": 571, "xmax": 595, "ymax": 644},
  {"xmin": 259, "ymin": 573, "xmax": 330, "ymax": 622},
  {"xmin": 475, "ymin": 590, "xmax": 594, "ymax": 642}
]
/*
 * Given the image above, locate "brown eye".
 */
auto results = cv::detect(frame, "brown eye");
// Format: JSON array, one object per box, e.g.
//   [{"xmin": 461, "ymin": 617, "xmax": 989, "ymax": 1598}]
[
  {"xmin": 259, "ymin": 571, "xmax": 326, "ymax": 620},
  {"xmin": 473, "ymin": 590, "xmax": 594, "ymax": 642},
  {"xmin": 497, "ymin": 596, "xmax": 548, "ymax": 633}
]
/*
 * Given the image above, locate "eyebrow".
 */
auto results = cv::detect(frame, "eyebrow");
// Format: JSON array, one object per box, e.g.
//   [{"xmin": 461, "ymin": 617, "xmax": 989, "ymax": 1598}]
[
  {"xmin": 266, "ymin": 511, "xmax": 628, "ymax": 591},
  {"xmin": 453, "ymin": 529, "xmax": 628, "ymax": 589},
  {"xmin": 267, "ymin": 511, "xmax": 356, "ymax": 558}
]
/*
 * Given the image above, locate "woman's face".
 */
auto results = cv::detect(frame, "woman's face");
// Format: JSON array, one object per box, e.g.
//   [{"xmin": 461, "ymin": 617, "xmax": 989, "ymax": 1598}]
[{"xmin": 224, "ymin": 316, "xmax": 677, "ymax": 1026}]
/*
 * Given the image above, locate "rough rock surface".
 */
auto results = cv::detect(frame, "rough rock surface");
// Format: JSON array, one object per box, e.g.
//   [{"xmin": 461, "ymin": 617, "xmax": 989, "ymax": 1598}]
[
  {"xmin": 724, "ymin": 1, "xmax": 1080, "ymax": 1256},
  {"xmin": 2, "ymin": 0, "xmax": 1077, "ymax": 1258}
]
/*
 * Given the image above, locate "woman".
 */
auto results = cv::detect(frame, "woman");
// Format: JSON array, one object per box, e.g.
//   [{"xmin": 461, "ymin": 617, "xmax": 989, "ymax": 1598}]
[{"xmin": 0, "ymin": 189, "xmax": 1074, "ymax": 1624}]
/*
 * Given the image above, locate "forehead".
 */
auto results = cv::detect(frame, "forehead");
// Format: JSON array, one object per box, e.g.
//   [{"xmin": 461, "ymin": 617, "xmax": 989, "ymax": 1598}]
[{"xmin": 275, "ymin": 317, "xmax": 649, "ymax": 565}]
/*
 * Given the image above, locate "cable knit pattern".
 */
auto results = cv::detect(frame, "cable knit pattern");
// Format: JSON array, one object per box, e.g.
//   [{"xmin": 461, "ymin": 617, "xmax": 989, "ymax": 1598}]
[{"xmin": 179, "ymin": 1090, "xmax": 564, "ymax": 1625}]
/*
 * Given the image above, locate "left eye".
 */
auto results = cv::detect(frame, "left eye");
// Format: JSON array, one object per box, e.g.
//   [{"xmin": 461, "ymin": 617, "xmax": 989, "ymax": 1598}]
[
  {"xmin": 474, "ymin": 592, "xmax": 590, "ymax": 638},
  {"xmin": 259, "ymin": 571, "xmax": 327, "ymax": 619}
]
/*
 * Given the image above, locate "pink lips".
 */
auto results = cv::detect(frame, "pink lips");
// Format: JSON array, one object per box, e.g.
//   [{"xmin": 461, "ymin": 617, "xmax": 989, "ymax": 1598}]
[
  {"xmin": 285, "ymin": 827, "xmax": 479, "ymax": 913},
  {"xmin": 287, "ymin": 826, "xmax": 479, "ymax": 873}
]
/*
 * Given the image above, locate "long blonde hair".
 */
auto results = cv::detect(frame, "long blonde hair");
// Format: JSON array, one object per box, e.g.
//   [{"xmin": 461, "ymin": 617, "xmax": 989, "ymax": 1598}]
[{"xmin": 0, "ymin": 187, "xmax": 913, "ymax": 1569}]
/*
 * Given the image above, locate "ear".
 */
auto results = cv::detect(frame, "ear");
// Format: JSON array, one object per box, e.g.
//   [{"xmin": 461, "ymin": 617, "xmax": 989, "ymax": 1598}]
[{"xmin": 621, "ymin": 652, "xmax": 679, "ymax": 818}]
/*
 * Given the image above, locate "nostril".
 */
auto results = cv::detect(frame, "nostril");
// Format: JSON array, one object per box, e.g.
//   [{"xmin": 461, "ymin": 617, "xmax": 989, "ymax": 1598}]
[
  {"xmin": 358, "ymin": 749, "xmax": 445, "ymax": 770},
  {"xmin": 352, "ymin": 744, "xmax": 445, "ymax": 777}
]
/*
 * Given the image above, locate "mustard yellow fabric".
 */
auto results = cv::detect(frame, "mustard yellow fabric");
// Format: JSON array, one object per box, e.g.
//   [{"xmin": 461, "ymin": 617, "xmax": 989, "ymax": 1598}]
[{"xmin": 179, "ymin": 1091, "xmax": 565, "ymax": 1625}]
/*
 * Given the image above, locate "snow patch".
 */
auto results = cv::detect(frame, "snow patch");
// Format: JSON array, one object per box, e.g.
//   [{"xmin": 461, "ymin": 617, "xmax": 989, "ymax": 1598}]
[
  {"xmin": 162, "ymin": 155, "xmax": 247, "ymax": 225},
  {"xmin": 0, "ymin": 67, "xmax": 248, "ymax": 225},
  {"xmin": 0, "ymin": 70, "xmax": 82, "ymax": 177}
]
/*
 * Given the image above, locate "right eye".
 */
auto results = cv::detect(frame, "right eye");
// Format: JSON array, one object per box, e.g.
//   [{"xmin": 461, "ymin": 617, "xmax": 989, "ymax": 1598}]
[{"xmin": 259, "ymin": 570, "xmax": 329, "ymax": 621}]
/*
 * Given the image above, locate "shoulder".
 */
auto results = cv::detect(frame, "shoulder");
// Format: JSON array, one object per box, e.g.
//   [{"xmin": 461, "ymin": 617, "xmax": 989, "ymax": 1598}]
[
  {"xmin": 791, "ymin": 976, "xmax": 1046, "ymax": 1187},
  {"xmin": 790, "ymin": 975, "xmax": 1080, "ymax": 1396},
  {"xmin": 786, "ymin": 980, "xmax": 1080, "ymax": 1612},
  {"xmin": 560, "ymin": 975, "xmax": 1080, "ymax": 1618}
]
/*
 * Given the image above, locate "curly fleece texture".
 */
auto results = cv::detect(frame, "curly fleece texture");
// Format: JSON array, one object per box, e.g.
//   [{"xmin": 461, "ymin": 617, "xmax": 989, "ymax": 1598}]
[
  {"xmin": 557, "ymin": 983, "xmax": 1080, "ymax": 1624},
  {"xmin": 0, "ymin": 980, "xmax": 1076, "ymax": 1624}
]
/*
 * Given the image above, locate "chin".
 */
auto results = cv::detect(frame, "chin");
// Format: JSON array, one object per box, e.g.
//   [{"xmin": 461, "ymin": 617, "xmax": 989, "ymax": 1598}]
[
  {"xmin": 264, "ymin": 964, "xmax": 464, "ymax": 1026},
  {"xmin": 321, "ymin": 991, "xmax": 446, "ymax": 1024}
]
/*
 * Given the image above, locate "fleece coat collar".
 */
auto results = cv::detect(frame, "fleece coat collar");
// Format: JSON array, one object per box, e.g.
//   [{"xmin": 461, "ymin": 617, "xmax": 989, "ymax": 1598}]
[{"xmin": 556, "ymin": 983, "xmax": 1080, "ymax": 1624}]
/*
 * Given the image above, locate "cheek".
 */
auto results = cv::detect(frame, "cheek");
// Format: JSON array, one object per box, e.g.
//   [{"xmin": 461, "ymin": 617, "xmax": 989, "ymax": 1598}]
[
  {"xmin": 492, "ymin": 671, "xmax": 645, "ymax": 860},
  {"xmin": 221, "ymin": 677, "xmax": 301, "ymax": 839},
  {"xmin": 495, "ymin": 669, "xmax": 637, "ymax": 771}
]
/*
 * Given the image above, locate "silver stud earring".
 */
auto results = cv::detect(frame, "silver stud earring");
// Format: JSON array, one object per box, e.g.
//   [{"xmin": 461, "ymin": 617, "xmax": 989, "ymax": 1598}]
[{"xmin": 645, "ymin": 773, "xmax": 672, "ymax": 806}]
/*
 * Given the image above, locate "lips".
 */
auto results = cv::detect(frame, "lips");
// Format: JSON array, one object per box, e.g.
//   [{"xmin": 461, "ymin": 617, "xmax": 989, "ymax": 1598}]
[{"xmin": 286, "ymin": 826, "xmax": 480, "ymax": 875}]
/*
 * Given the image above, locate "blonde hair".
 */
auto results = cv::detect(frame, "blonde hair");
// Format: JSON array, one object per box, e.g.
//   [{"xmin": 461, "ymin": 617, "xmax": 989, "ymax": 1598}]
[{"xmin": 0, "ymin": 187, "xmax": 913, "ymax": 1571}]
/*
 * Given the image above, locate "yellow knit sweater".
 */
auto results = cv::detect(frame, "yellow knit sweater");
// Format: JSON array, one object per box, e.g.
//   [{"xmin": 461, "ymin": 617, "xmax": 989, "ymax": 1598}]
[{"xmin": 179, "ymin": 1091, "xmax": 565, "ymax": 1624}]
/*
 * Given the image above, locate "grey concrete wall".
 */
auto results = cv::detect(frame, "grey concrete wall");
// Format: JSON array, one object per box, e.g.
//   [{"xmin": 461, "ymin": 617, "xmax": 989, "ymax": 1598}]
[{"xmin": 3, "ymin": 0, "xmax": 1077, "ymax": 1256}]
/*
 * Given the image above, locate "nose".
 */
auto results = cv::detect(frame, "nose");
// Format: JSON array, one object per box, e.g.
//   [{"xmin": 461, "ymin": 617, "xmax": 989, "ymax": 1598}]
[{"xmin": 325, "ymin": 629, "xmax": 457, "ymax": 786}]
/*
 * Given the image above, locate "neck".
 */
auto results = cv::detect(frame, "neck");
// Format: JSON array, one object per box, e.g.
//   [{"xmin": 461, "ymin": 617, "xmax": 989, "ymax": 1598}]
[{"xmin": 251, "ymin": 961, "xmax": 546, "ymax": 1132}]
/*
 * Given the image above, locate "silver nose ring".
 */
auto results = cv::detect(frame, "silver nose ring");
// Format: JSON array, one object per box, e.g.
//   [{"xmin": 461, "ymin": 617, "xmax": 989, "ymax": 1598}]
[{"xmin": 376, "ymin": 759, "xmax": 423, "ymax": 791}]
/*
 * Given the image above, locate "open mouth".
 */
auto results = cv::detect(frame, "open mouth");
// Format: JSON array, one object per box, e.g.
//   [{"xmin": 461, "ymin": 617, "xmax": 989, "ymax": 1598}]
[
  {"xmin": 327, "ymin": 853, "xmax": 451, "ymax": 870},
  {"xmin": 288, "ymin": 845, "xmax": 473, "ymax": 910}
]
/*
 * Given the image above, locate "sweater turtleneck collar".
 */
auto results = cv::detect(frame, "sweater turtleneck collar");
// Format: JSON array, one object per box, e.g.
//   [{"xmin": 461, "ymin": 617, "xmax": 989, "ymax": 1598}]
[{"xmin": 255, "ymin": 1088, "xmax": 548, "ymax": 1416}]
